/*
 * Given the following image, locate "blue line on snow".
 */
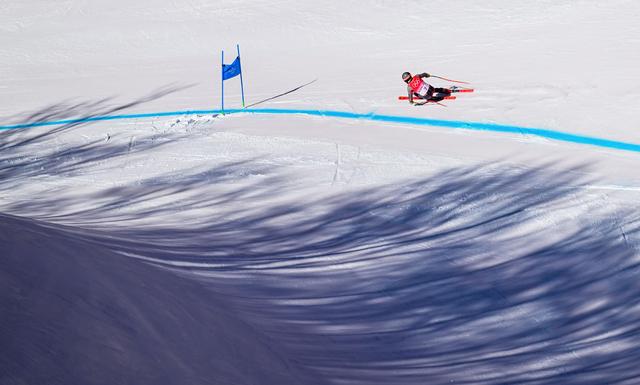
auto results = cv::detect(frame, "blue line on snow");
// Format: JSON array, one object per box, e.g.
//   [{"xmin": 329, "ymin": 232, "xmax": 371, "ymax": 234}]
[{"xmin": 1, "ymin": 108, "xmax": 639, "ymax": 154}]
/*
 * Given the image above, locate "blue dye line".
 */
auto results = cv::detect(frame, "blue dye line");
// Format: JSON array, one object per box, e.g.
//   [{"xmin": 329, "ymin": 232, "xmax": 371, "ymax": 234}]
[{"xmin": 1, "ymin": 108, "xmax": 639, "ymax": 154}]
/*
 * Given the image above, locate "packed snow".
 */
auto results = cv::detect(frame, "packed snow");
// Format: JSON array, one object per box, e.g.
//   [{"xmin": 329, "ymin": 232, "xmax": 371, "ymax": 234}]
[{"xmin": 1, "ymin": 1, "xmax": 640, "ymax": 384}]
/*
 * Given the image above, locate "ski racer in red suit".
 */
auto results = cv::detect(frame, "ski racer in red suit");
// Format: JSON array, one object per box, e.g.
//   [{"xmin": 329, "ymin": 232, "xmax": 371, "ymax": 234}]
[{"xmin": 402, "ymin": 72, "xmax": 451, "ymax": 104}]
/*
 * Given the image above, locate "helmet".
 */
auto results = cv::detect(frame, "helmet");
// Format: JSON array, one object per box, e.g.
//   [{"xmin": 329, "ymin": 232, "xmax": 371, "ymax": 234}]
[{"xmin": 402, "ymin": 72, "xmax": 412, "ymax": 82}]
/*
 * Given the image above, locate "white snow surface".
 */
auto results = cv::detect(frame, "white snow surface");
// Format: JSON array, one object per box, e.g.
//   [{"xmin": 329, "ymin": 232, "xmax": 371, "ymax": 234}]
[{"xmin": 1, "ymin": 1, "xmax": 640, "ymax": 384}]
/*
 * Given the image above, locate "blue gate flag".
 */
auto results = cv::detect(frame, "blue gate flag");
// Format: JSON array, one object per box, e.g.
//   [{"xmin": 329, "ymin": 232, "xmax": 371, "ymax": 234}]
[
  {"xmin": 222, "ymin": 56, "xmax": 241, "ymax": 80},
  {"xmin": 221, "ymin": 44, "xmax": 246, "ymax": 112}
]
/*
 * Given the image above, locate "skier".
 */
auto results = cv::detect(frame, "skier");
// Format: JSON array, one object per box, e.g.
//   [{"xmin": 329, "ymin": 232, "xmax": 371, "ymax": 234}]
[{"xmin": 402, "ymin": 72, "xmax": 452, "ymax": 104}]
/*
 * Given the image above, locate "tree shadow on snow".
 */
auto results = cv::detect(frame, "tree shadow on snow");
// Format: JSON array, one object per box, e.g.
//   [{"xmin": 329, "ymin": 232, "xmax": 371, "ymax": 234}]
[
  {"xmin": 0, "ymin": 84, "xmax": 196, "ymax": 193},
  {"xmin": 0, "ymin": 83, "xmax": 192, "ymax": 151},
  {"xmin": 2, "ymin": 155, "xmax": 638, "ymax": 384},
  {"xmin": 1, "ymin": 101, "xmax": 640, "ymax": 384}
]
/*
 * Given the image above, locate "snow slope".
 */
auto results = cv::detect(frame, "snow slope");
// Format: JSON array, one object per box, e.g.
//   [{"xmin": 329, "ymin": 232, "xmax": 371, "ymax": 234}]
[{"xmin": 1, "ymin": 1, "xmax": 640, "ymax": 384}]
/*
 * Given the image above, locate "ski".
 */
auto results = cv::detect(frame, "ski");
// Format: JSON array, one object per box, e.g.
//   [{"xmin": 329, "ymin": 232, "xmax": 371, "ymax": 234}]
[
  {"xmin": 448, "ymin": 86, "xmax": 474, "ymax": 93},
  {"xmin": 398, "ymin": 95, "xmax": 456, "ymax": 101},
  {"xmin": 398, "ymin": 87, "xmax": 473, "ymax": 101}
]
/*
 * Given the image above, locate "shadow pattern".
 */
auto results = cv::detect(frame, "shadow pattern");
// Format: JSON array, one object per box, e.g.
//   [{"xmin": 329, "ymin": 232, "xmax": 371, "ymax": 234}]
[
  {"xmin": 88, "ymin": 163, "xmax": 639, "ymax": 385},
  {"xmin": 1, "ymin": 102, "xmax": 640, "ymax": 384},
  {"xmin": 0, "ymin": 85, "xmax": 196, "ymax": 196},
  {"xmin": 0, "ymin": 84, "xmax": 191, "ymax": 151}
]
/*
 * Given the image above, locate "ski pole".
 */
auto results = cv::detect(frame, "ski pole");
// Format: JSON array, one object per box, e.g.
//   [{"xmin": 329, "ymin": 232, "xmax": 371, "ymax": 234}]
[{"xmin": 431, "ymin": 75, "xmax": 470, "ymax": 85}]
